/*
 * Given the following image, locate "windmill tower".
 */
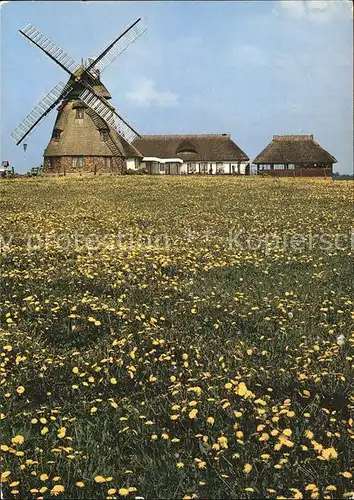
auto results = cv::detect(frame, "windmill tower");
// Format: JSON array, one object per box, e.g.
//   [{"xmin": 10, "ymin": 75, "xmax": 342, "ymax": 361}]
[{"xmin": 10, "ymin": 19, "xmax": 147, "ymax": 176}]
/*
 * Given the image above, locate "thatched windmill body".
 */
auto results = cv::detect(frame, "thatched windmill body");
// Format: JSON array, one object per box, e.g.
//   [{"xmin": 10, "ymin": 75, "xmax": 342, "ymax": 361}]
[{"xmin": 11, "ymin": 19, "xmax": 146, "ymax": 175}]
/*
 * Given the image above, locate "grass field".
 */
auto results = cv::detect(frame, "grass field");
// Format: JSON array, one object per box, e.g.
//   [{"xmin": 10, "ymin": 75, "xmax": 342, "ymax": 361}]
[{"xmin": 1, "ymin": 176, "xmax": 353, "ymax": 499}]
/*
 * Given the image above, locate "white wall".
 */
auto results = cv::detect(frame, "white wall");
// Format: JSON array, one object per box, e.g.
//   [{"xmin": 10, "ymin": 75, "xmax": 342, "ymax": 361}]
[
  {"xmin": 136, "ymin": 159, "xmax": 249, "ymax": 174},
  {"xmin": 180, "ymin": 161, "xmax": 248, "ymax": 175},
  {"xmin": 126, "ymin": 158, "xmax": 138, "ymax": 170}
]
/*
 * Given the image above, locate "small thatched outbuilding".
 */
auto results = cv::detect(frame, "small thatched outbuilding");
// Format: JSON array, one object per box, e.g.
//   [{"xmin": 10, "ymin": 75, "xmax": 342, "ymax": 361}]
[{"xmin": 253, "ymin": 135, "xmax": 337, "ymax": 177}]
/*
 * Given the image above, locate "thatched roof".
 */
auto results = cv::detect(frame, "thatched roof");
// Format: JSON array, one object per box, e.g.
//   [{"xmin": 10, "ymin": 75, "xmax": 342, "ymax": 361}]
[
  {"xmin": 133, "ymin": 134, "xmax": 249, "ymax": 162},
  {"xmin": 44, "ymin": 100, "xmax": 142, "ymax": 158},
  {"xmin": 253, "ymin": 135, "xmax": 337, "ymax": 165}
]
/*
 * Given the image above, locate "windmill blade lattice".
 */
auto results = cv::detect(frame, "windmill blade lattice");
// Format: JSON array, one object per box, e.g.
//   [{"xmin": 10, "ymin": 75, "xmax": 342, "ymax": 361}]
[
  {"xmin": 20, "ymin": 23, "xmax": 80, "ymax": 75},
  {"xmin": 10, "ymin": 82, "xmax": 71, "ymax": 145},
  {"xmin": 79, "ymin": 88, "xmax": 140, "ymax": 144},
  {"xmin": 87, "ymin": 18, "xmax": 147, "ymax": 75}
]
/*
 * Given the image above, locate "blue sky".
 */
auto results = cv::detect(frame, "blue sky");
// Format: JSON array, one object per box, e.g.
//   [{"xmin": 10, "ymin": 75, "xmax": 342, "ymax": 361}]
[{"xmin": 1, "ymin": 0, "xmax": 352, "ymax": 173}]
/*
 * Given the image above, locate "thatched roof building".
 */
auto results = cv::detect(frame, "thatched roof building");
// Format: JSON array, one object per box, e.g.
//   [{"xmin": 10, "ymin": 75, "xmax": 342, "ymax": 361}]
[
  {"xmin": 44, "ymin": 100, "xmax": 141, "ymax": 158},
  {"xmin": 253, "ymin": 135, "xmax": 337, "ymax": 166},
  {"xmin": 43, "ymin": 66, "xmax": 143, "ymax": 176},
  {"xmin": 253, "ymin": 135, "xmax": 337, "ymax": 177},
  {"xmin": 134, "ymin": 134, "xmax": 249, "ymax": 162}
]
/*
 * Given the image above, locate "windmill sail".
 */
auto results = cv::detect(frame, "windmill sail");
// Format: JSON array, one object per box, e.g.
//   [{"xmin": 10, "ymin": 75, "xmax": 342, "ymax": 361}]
[
  {"xmin": 10, "ymin": 82, "xmax": 71, "ymax": 145},
  {"xmin": 86, "ymin": 18, "xmax": 147, "ymax": 75},
  {"xmin": 79, "ymin": 88, "xmax": 140, "ymax": 144},
  {"xmin": 20, "ymin": 23, "xmax": 80, "ymax": 75}
]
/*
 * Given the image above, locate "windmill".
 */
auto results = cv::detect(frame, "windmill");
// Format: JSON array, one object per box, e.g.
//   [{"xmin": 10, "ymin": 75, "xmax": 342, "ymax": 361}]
[{"xmin": 10, "ymin": 19, "xmax": 147, "ymax": 175}]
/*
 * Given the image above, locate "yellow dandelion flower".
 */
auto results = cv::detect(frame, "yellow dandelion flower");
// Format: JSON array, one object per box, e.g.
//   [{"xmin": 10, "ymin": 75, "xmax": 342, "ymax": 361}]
[
  {"xmin": 1, "ymin": 471, "xmax": 11, "ymax": 482},
  {"xmin": 188, "ymin": 408, "xmax": 198, "ymax": 419},
  {"xmin": 57, "ymin": 427, "xmax": 66, "ymax": 438},
  {"xmin": 107, "ymin": 489, "xmax": 117, "ymax": 495},
  {"xmin": 94, "ymin": 476, "xmax": 106, "ymax": 483},
  {"xmin": 237, "ymin": 382, "xmax": 248, "ymax": 396},
  {"xmin": 110, "ymin": 377, "xmax": 117, "ymax": 384},
  {"xmin": 321, "ymin": 447, "xmax": 338, "ymax": 460},
  {"xmin": 341, "ymin": 472, "xmax": 352, "ymax": 478},
  {"xmin": 305, "ymin": 430, "xmax": 314, "ymax": 439},
  {"xmin": 11, "ymin": 435, "xmax": 24, "ymax": 445},
  {"xmin": 16, "ymin": 386, "xmax": 25, "ymax": 394},
  {"xmin": 291, "ymin": 490, "xmax": 303, "ymax": 499},
  {"xmin": 118, "ymin": 488, "xmax": 129, "ymax": 496},
  {"xmin": 206, "ymin": 416, "xmax": 215, "ymax": 425},
  {"xmin": 244, "ymin": 463, "xmax": 252, "ymax": 473},
  {"xmin": 40, "ymin": 474, "xmax": 49, "ymax": 481},
  {"xmin": 50, "ymin": 485, "xmax": 64, "ymax": 496},
  {"xmin": 176, "ymin": 462, "xmax": 184, "ymax": 468},
  {"xmin": 259, "ymin": 433, "xmax": 270, "ymax": 441},
  {"xmin": 75, "ymin": 482, "xmax": 85, "ymax": 487},
  {"xmin": 218, "ymin": 435, "xmax": 228, "ymax": 449},
  {"xmin": 41, "ymin": 427, "xmax": 49, "ymax": 435},
  {"xmin": 305, "ymin": 484, "xmax": 318, "ymax": 491}
]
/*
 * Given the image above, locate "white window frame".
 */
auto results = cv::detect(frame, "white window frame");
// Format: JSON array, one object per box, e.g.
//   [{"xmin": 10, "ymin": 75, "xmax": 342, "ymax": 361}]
[
  {"xmin": 216, "ymin": 162, "xmax": 224, "ymax": 173},
  {"xmin": 100, "ymin": 129, "xmax": 108, "ymax": 141},
  {"xmin": 75, "ymin": 108, "xmax": 84, "ymax": 119},
  {"xmin": 72, "ymin": 156, "xmax": 83, "ymax": 168}
]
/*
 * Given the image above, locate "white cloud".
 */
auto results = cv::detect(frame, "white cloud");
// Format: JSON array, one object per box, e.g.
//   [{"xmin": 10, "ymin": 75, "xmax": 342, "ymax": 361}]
[
  {"xmin": 279, "ymin": 0, "xmax": 352, "ymax": 21},
  {"xmin": 126, "ymin": 78, "xmax": 178, "ymax": 107},
  {"xmin": 280, "ymin": 0, "xmax": 306, "ymax": 19}
]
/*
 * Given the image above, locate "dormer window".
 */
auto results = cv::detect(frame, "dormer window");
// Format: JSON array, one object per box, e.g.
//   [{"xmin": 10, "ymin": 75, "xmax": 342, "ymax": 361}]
[
  {"xmin": 100, "ymin": 129, "xmax": 109, "ymax": 141},
  {"xmin": 176, "ymin": 141, "xmax": 198, "ymax": 156},
  {"xmin": 76, "ymin": 108, "xmax": 84, "ymax": 119},
  {"xmin": 53, "ymin": 129, "xmax": 62, "ymax": 142}
]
